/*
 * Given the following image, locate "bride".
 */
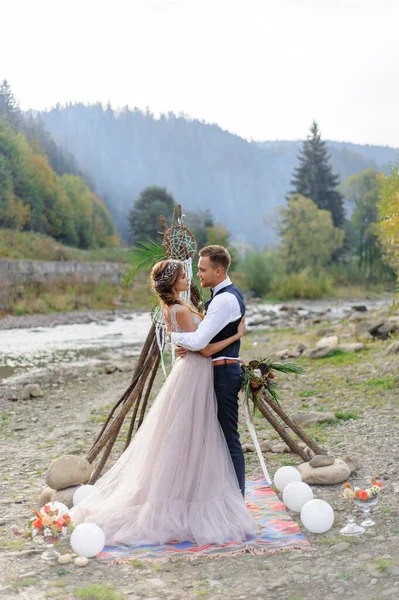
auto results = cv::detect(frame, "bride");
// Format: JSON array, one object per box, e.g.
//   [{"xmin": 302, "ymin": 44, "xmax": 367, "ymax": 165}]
[{"xmin": 70, "ymin": 259, "xmax": 255, "ymax": 546}]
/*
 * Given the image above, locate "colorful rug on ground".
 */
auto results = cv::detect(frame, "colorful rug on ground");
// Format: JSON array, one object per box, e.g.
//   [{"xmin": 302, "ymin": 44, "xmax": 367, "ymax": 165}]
[{"xmin": 96, "ymin": 478, "xmax": 309, "ymax": 563}]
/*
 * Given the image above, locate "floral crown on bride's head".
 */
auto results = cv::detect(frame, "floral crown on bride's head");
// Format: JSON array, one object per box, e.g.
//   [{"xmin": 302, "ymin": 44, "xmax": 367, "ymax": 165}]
[{"xmin": 153, "ymin": 261, "xmax": 181, "ymax": 288}]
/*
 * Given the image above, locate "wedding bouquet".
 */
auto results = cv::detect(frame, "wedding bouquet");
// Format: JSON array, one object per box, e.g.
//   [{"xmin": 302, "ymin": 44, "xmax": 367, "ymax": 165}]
[
  {"xmin": 241, "ymin": 358, "xmax": 304, "ymax": 410},
  {"xmin": 26, "ymin": 506, "xmax": 74, "ymax": 543}
]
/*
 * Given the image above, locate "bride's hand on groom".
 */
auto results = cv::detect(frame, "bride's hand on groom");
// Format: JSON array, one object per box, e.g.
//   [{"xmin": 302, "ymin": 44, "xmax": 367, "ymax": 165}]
[{"xmin": 176, "ymin": 345, "xmax": 188, "ymax": 358}]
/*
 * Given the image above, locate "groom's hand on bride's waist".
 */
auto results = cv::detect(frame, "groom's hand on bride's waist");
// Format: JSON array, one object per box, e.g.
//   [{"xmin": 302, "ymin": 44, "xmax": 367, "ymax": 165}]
[{"xmin": 176, "ymin": 345, "xmax": 188, "ymax": 358}]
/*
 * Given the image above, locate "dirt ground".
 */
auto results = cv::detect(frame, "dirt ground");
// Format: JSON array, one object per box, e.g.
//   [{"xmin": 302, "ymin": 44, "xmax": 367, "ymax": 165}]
[{"xmin": 0, "ymin": 308, "xmax": 398, "ymax": 600}]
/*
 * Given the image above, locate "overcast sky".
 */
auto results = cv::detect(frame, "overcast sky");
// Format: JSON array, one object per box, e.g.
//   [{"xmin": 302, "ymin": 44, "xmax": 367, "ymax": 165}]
[{"xmin": 2, "ymin": 0, "xmax": 398, "ymax": 147}]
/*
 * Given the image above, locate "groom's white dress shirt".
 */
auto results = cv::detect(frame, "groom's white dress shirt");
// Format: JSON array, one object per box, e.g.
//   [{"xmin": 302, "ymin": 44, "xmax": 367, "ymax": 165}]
[{"xmin": 171, "ymin": 277, "xmax": 242, "ymax": 362}]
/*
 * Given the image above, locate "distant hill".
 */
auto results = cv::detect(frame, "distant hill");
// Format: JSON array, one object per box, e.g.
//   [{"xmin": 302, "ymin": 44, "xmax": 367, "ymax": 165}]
[{"xmin": 41, "ymin": 104, "xmax": 399, "ymax": 247}]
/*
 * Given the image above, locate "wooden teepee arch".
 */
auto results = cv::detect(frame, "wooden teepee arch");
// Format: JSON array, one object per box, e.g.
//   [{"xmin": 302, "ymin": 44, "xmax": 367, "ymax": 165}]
[{"xmin": 86, "ymin": 206, "xmax": 325, "ymax": 483}]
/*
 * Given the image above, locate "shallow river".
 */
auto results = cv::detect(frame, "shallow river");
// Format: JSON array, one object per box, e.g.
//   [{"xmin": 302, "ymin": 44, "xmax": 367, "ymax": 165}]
[
  {"xmin": 0, "ymin": 297, "xmax": 392, "ymax": 383},
  {"xmin": 0, "ymin": 313, "xmax": 152, "ymax": 382}
]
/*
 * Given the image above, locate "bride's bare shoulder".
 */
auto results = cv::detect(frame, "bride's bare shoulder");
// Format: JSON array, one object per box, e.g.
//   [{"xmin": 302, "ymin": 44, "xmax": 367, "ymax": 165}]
[{"xmin": 175, "ymin": 305, "xmax": 197, "ymax": 332}]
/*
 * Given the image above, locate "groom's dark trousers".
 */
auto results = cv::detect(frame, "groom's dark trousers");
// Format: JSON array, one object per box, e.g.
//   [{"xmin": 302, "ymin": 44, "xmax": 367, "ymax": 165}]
[{"xmin": 213, "ymin": 362, "xmax": 246, "ymax": 497}]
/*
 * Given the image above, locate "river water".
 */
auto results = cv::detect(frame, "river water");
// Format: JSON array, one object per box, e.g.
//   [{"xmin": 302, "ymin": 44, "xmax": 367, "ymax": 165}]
[
  {"xmin": 0, "ymin": 297, "xmax": 393, "ymax": 383},
  {"xmin": 0, "ymin": 313, "xmax": 152, "ymax": 383}
]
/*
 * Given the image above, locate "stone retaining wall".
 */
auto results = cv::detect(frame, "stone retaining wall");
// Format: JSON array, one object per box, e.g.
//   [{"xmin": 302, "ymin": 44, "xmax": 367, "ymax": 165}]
[{"xmin": 0, "ymin": 259, "xmax": 122, "ymax": 308}]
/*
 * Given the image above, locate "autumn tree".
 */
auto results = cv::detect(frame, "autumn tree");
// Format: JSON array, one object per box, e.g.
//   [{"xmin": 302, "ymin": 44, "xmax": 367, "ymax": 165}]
[
  {"xmin": 278, "ymin": 195, "xmax": 345, "ymax": 273},
  {"xmin": 377, "ymin": 165, "xmax": 399, "ymax": 280},
  {"xmin": 0, "ymin": 119, "xmax": 118, "ymax": 247}
]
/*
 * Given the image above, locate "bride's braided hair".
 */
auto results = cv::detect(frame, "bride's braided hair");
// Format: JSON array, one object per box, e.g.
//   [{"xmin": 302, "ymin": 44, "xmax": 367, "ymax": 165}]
[{"xmin": 151, "ymin": 260, "xmax": 183, "ymax": 306}]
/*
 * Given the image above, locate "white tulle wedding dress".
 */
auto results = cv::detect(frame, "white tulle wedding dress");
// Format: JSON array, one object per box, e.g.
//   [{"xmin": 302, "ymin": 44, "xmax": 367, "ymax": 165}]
[{"xmin": 70, "ymin": 308, "xmax": 255, "ymax": 546}]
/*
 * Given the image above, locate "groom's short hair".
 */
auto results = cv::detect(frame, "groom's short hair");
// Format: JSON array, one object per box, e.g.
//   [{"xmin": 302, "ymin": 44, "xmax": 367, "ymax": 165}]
[{"xmin": 199, "ymin": 245, "xmax": 231, "ymax": 271}]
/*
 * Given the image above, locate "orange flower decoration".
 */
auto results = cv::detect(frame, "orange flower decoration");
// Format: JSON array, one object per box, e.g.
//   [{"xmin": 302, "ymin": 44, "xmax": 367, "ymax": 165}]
[
  {"xmin": 371, "ymin": 478, "xmax": 383, "ymax": 488},
  {"xmin": 359, "ymin": 490, "xmax": 369, "ymax": 501},
  {"xmin": 43, "ymin": 505, "xmax": 51, "ymax": 514},
  {"xmin": 32, "ymin": 519, "xmax": 43, "ymax": 528},
  {"xmin": 343, "ymin": 482, "xmax": 352, "ymax": 489}
]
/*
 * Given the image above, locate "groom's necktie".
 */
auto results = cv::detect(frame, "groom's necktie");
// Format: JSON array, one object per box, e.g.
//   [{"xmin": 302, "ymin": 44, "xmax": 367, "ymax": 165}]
[{"xmin": 210, "ymin": 287, "xmax": 214, "ymax": 299}]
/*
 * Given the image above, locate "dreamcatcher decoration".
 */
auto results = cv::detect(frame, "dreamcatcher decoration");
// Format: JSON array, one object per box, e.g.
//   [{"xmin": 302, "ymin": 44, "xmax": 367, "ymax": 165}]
[{"xmin": 153, "ymin": 207, "xmax": 198, "ymax": 376}]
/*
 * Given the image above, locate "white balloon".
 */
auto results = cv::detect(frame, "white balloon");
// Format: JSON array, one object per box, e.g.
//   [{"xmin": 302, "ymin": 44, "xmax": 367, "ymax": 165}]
[
  {"xmin": 41, "ymin": 501, "xmax": 69, "ymax": 516},
  {"xmin": 73, "ymin": 485, "xmax": 102, "ymax": 506},
  {"xmin": 300, "ymin": 499, "xmax": 334, "ymax": 533},
  {"xmin": 283, "ymin": 481, "xmax": 313, "ymax": 512},
  {"xmin": 274, "ymin": 466, "xmax": 302, "ymax": 492},
  {"xmin": 70, "ymin": 523, "xmax": 105, "ymax": 558}
]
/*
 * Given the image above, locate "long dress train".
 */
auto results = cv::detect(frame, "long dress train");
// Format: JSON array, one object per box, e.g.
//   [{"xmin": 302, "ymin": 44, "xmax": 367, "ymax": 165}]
[{"xmin": 70, "ymin": 311, "xmax": 255, "ymax": 546}]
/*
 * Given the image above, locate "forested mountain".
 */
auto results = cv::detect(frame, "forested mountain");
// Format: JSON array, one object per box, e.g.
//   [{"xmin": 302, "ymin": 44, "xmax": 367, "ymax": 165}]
[
  {"xmin": 0, "ymin": 82, "xmax": 118, "ymax": 248},
  {"xmin": 41, "ymin": 104, "xmax": 399, "ymax": 247}
]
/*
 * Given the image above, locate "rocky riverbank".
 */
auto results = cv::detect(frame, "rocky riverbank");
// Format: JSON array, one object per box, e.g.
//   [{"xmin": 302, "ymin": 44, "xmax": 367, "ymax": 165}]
[{"xmin": 0, "ymin": 301, "xmax": 399, "ymax": 600}]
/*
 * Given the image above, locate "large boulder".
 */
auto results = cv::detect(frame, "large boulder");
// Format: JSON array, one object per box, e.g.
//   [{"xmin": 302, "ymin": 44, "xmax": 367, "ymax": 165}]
[
  {"xmin": 39, "ymin": 485, "xmax": 79, "ymax": 509},
  {"xmin": 302, "ymin": 347, "xmax": 335, "ymax": 359},
  {"xmin": 45, "ymin": 455, "xmax": 93, "ymax": 490},
  {"xmin": 348, "ymin": 311, "xmax": 367, "ymax": 322},
  {"xmin": 290, "ymin": 411, "xmax": 337, "ymax": 426},
  {"xmin": 270, "ymin": 441, "xmax": 291, "ymax": 453},
  {"xmin": 297, "ymin": 459, "xmax": 350, "ymax": 485},
  {"xmin": 22, "ymin": 384, "xmax": 44, "ymax": 399},
  {"xmin": 368, "ymin": 320, "xmax": 398, "ymax": 340},
  {"xmin": 39, "ymin": 486, "xmax": 56, "ymax": 507},
  {"xmin": 316, "ymin": 335, "xmax": 338, "ymax": 349},
  {"xmin": 296, "ymin": 342, "xmax": 309, "ymax": 354},
  {"xmin": 338, "ymin": 343, "xmax": 365, "ymax": 353},
  {"xmin": 275, "ymin": 348, "xmax": 301, "ymax": 360},
  {"xmin": 55, "ymin": 485, "xmax": 80, "ymax": 508}
]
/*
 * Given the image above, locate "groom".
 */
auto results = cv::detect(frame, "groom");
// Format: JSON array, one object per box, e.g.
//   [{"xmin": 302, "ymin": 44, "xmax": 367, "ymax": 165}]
[{"xmin": 172, "ymin": 245, "xmax": 246, "ymax": 496}]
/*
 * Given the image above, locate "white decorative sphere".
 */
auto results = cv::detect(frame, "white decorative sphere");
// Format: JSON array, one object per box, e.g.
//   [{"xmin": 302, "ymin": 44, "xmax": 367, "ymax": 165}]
[
  {"xmin": 41, "ymin": 501, "xmax": 69, "ymax": 516},
  {"xmin": 300, "ymin": 499, "xmax": 334, "ymax": 533},
  {"xmin": 273, "ymin": 466, "xmax": 302, "ymax": 492},
  {"xmin": 73, "ymin": 485, "xmax": 102, "ymax": 506},
  {"xmin": 70, "ymin": 523, "xmax": 105, "ymax": 557},
  {"xmin": 283, "ymin": 481, "xmax": 313, "ymax": 512}
]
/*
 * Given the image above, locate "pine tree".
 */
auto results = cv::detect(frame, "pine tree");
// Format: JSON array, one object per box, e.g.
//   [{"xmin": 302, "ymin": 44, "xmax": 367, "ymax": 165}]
[
  {"xmin": 0, "ymin": 80, "xmax": 22, "ymax": 131},
  {"xmin": 290, "ymin": 121, "xmax": 345, "ymax": 228}
]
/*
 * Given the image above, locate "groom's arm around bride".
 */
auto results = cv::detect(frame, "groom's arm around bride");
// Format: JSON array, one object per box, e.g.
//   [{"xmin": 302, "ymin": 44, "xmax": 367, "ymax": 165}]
[{"xmin": 171, "ymin": 245, "xmax": 247, "ymax": 496}]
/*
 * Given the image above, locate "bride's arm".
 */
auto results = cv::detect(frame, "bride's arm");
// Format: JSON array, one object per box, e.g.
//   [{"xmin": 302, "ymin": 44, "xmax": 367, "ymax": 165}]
[{"xmin": 199, "ymin": 317, "xmax": 246, "ymax": 357}]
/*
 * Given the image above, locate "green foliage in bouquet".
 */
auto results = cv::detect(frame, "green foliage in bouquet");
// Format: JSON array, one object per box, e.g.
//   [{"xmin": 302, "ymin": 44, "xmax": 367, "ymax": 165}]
[{"xmin": 241, "ymin": 358, "xmax": 304, "ymax": 410}]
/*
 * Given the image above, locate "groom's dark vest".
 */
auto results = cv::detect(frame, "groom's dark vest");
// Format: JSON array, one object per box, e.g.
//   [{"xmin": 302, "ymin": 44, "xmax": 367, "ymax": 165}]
[{"xmin": 204, "ymin": 284, "xmax": 245, "ymax": 359}]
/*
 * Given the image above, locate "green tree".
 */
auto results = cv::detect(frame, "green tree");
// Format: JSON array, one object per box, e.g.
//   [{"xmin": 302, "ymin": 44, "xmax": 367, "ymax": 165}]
[
  {"xmin": 377, "ymin": 165, "xmax": 399, "ymax": 280},
  {"xmin": 128, "ymin": 186, "xmax": 175, "ymax": 245},
  {"xmin": 290, "ymin": 121, "xmax": 345, "ymax": 228},
  {"xmin": 278, "ymin": 195, "xmax": 345, "ymax": 273},
  {"xmin": 0, "ymin": 80, "xmax": 21, "ymax": 131},
  {"xmin": 243, "ymin": 251, "xmax": 273, "ymax": 297},
  {"xmin": 342, "ymin": 169, "xmax": 387, "ymax": 279}
]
